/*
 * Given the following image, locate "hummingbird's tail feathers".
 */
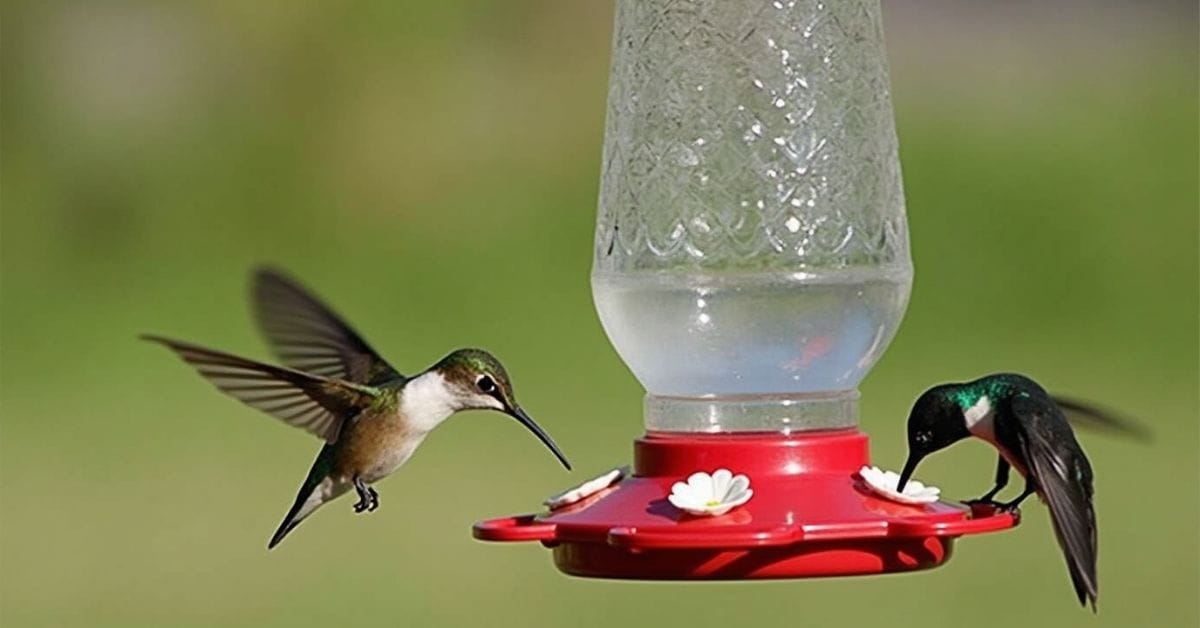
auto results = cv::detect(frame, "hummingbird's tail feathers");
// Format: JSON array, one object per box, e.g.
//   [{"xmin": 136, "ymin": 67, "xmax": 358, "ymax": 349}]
[
  {"xmin": 1052, "ymin": 396, "xmax": 1151, "ymax": 442},
  {"xmin": 268, "ymin": 449, "xmax": 342, "ymax": 549},
  {"xmin": 1012, "ymin": 397, "xmax": 1099, "ymax": 611},
  {"xmin": 1066, "ymin": 551, "xmax": 1099, "ymax": 612},
  {"xmin": 141, "ymin": 334, "xmax": 376, "ymax": 443},
  {"xmin": 252, "ymin": 268, "xmax": 404, "ymax": 387},
  {"xmin": 268, "ymin": 480, "xmax": 327, "ymax": 550},
  {"xmin": 1054, "ymin": 496, "xmax": 1098, "ymax": 612},
  {"xmin": 268, "ymin": 512, "xmax": 302, "ymax": 549}
]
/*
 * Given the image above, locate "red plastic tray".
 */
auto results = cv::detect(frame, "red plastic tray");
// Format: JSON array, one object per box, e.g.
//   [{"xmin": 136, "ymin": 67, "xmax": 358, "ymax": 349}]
[{"xmin": 474, "ymin": 430, "xmax": 1018, "ymax": 579}]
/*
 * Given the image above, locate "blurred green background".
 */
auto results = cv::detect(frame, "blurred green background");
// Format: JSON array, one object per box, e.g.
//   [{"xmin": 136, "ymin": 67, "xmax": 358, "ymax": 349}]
[{"xmin": 2, "ymin": 1, "xmax": 1197, "ymax": 627}]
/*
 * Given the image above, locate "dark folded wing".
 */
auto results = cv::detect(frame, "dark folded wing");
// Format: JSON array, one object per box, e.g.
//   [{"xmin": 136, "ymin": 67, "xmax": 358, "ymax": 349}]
[
  {"xmin": 1052, "ymin": 396, "xmax": 1151, "ymax": 442},
  {"xmin": 252, "ymin": 267, "xmax": 402, "ymax": 386},
  {"xmin": 143, "ymin": 335, "xmax": 376, "ymax": 443},
  {"xmin": 1012, "ymin": 394, "xmax": 1099, "ymax": 610}
]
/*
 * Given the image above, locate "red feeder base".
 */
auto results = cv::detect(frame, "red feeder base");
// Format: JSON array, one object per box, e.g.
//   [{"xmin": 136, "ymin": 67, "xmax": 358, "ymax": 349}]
[{"xmin": 474, "ymin": 429, "xmax": 1018, "ymax": 580}]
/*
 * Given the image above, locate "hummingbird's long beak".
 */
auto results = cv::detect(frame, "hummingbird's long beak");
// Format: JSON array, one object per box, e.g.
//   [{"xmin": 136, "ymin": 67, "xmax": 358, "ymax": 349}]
[
  {"xmin": 507, "ymin": 406, "xmax": 572, "ymax": 470},
  {"xmin": 896, "ymin": 452, "xmax": 924, "ymax": 493}
]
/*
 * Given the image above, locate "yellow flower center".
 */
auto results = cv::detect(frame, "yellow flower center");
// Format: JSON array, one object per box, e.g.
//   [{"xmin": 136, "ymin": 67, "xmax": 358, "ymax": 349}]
[{"xmin": 705, "ymin": 499, "xmax": 721, "ymax": 507}]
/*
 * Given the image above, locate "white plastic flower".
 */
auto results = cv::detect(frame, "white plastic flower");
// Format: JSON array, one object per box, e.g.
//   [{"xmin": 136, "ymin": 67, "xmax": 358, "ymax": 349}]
[
  {"xmin": 668, "ymin": 469, "xmax": 753, "ymax": 516},
  {"xmin": 859, "ymin": 465, "xmax": 941, "ymax": 505},
  {"xmin": 544, "ymin": 466, "xmax": 627, "ymax": 510}
]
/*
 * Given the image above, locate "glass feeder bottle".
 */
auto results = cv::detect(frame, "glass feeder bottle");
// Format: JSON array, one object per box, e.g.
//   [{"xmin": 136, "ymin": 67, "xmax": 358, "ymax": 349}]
[{"xmin": 591, "ymin": 0, "xmax": 913, "ymax": 433}]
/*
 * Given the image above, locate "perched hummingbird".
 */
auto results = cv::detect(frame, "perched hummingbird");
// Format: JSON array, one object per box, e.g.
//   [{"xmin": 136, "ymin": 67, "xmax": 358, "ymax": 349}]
[
  {"xmin": 144, "ymin": 268, "xmax": 571, "ymax": 549},
  {"xmin": 896, "ymin": 373, "xmax": 1100, "ymax": 611}
]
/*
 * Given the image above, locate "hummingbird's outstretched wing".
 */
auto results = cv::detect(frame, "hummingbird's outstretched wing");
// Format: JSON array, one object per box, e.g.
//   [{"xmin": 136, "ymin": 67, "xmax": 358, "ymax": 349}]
[
  {"xmin": 1010, "ymin": 393, "xmax": 1099, "ymax": 611},
  {"xmin": 1051, "ymin": 396, "xmax": 1151, "ymax": 441},
  {"xmin": 143, "ymin": 335, "xmax": 376, "ymax": 444},
  {"xmin": 252, "ymin": 267, "xmax": 403, "ymax": 386}
]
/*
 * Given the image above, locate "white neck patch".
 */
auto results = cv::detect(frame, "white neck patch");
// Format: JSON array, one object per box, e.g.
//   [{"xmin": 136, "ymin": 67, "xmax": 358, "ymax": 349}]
[
  {"xmin": 963, "ymin": 395, "xmax": 996, "ymax": 442},
  {"xmin": 400, "ymin": 371, "xmax": 457, "ymax": 432}
]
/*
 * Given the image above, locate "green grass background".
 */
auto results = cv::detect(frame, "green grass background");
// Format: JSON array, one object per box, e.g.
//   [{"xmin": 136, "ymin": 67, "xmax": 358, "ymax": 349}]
[{"xmin": 2, "ymin": 2, "xmax": 1197, "ymax": 627}]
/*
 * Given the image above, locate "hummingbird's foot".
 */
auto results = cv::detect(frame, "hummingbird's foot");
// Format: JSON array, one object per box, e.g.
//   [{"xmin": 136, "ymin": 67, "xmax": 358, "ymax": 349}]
[
  {"xmin": 352, "ymin": 477, "xmax": 378, "ymax": 514},
  {"xmin": 996, "ymin": 501, "xmax": 1023, "ymax": 514},
  {"xmin": 961, "ymin": 498, "xmax": 1002, "ymax": 508},
  {"xmin": 996, "ymin": 485, "xmax": 1035, "ymax": 513}
]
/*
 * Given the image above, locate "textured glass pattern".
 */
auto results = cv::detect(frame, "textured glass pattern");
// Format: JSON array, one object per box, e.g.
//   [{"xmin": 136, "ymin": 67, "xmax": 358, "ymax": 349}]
[
  {"xmin": 591, "ymin": 0, "xmax": 912, "ymax": 431},
  {"xmin": 594, "ymin": 0, "xmax": 910, "ymax": 273}
]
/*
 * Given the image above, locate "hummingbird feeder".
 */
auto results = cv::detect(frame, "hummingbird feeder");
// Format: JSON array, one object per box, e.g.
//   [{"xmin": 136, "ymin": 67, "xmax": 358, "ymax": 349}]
[{"xmin": 474, "ymin": 0, "xmax": 1017, "ymax": 579}]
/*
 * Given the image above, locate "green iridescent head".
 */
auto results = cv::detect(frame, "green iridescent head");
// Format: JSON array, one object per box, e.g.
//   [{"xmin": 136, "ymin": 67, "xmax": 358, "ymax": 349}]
[
  {"xmin": 434, "ymin": 348, "xmax": 514, "ymax": 408},
  {"xmin": 432, "ymin": 348, "xmax": 570, "ymax": 470}
]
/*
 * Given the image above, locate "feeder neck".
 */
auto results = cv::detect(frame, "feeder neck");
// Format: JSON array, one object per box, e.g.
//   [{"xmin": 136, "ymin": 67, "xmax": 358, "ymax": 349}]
[
  {"xmin": 634, "ymin": 428, "xmax": 868, "ymax": 476},
  {"xmin": 644, "ymin": 390, "xmax": 859, "ymax": 433}
]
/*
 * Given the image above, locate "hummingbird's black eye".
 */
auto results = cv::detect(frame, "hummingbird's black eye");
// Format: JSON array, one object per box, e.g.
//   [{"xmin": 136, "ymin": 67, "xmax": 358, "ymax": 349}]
[{"xmin": 477, "ymin": 376, "xmax": 496, "ymax": 394}]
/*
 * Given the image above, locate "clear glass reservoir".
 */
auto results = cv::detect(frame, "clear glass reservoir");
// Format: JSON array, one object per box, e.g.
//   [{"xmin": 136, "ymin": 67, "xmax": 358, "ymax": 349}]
[{"xmin": 591, "ymin": 0, "xmax": 913, "ymax": 432}]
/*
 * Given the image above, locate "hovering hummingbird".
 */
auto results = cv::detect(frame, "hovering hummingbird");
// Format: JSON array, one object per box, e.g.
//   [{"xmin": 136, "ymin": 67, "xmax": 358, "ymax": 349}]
[
  {"xmin": 144, "ymin": 268, "xmax": 571, "ymax": 549},
  {"xmin": 896, "ymin": 373, "xmax": 1102, "ymax": 611}
]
